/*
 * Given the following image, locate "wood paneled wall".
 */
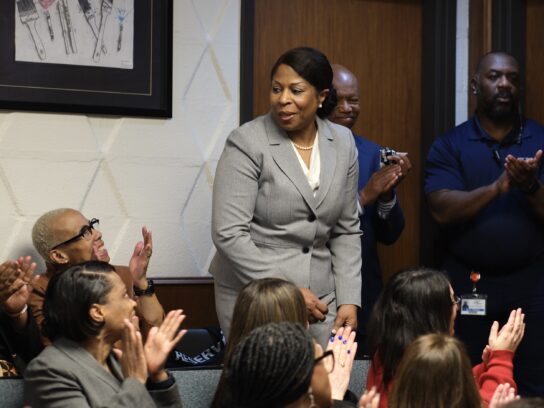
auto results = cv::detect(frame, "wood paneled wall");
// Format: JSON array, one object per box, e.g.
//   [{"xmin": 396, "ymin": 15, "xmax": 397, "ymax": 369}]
[
  {"xmin": 155, "ymin": 279, "xmax": 218, "ymax": 328},
  {"xmin": 468, "ymin": 0, "xmax": 492, "ymax": 115},
  {"xmin": 252, "ymin": 0, "xmax": 422, "ymax": 280},
  {"xmin": 525, "ymin": 0, "xmax": 544, "ymax": 124}
]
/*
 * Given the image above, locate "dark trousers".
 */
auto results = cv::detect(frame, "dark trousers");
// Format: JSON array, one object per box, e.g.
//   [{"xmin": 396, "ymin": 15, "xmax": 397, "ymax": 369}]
[{"xmin": 445, "ymin": 255, "xmax": 544, "ymax": 397}]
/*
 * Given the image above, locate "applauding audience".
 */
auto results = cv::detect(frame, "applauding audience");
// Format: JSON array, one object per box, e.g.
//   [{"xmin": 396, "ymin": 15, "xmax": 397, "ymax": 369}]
[
  {"xmin": 366, "ymin": 267, "xmax": 525, "ymax": 407},
  {"xmin": 24, "ymin": 261, "xmax": 185, "ymax": 407}
]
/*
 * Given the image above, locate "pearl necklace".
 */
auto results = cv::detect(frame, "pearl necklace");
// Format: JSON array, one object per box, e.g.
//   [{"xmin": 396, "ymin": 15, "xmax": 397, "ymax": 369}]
[{"xmin": 292, "ymin": 142, "xmax": 314, "ymax": 150}]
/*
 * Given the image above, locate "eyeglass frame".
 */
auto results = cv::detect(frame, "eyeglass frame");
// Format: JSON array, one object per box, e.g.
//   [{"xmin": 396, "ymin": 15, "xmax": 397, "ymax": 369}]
[
  {"xmin": 50, "ymin": 218, "xmax": 100, "ymax": 251},
  {"xmin": 314, "ymin": 349, "xmax": 335, "ymax": 373}
]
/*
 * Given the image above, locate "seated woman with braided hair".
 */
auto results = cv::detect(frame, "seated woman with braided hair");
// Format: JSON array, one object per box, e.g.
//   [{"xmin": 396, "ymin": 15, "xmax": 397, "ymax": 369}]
[
  {"xmin": 218, "ymin": 321, "xmax": 356, "ymax": 408},
  {"xmin": 212, "ymin": 278, "xmax": 358, "ymax": 407}
]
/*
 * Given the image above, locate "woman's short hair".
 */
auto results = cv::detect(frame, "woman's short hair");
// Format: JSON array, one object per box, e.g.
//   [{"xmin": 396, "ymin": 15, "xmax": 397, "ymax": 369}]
[
  {"xmin": 366, "ymin": 267, "xmax": 453, "ymax": 387},
  {"xmin": 225, "ymin": 278, "xmax": 307, "ymax": 361},
  {"xmin": 222, "ymin": 322, "xmax": 314, "ymax": 408},
  {"xmin": 32, "ymin": 208, "xmax": 72, "ymax": 261},
  {"xmin": 43, "ymin": 261, "xmax": 116, "ymax": 342},
  {"xmin": 270, "ymin": 46, "xmax": 337, "ymax": 118},
  {"xmin": 389, "ymin": 333, "xmax": 481, "ymax": 408}
]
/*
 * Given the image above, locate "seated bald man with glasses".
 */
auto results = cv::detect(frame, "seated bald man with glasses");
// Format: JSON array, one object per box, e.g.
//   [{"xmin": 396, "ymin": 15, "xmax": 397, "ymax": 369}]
[{"xmin": 29, "ymin": 208, "xmax": 164, "ymax": 345}]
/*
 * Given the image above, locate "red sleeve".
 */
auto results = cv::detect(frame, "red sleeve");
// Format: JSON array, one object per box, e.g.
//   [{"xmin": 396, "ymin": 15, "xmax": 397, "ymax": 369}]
[
  {"xmin": 366, "ymin": 355, "xmax": 389, "ymax": 408},
  {"xmin": 474, "ymin": 350, "xmax": 516, "ymax": 405},
  {"xmin": 366, "ymin": 358, "xmax": 378, "ymax": 389}
]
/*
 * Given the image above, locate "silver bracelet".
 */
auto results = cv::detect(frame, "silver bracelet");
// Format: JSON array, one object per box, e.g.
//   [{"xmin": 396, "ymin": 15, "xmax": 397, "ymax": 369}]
[{"xmin": 5, "ymin": 304, "xmax": 28, "ymax": 318}]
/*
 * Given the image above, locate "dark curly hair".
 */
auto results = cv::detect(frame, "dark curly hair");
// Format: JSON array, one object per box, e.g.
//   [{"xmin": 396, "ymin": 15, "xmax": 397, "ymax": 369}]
[{"xmin": 270, "ymin": 46, "xmax": 337, "ymax": 118}]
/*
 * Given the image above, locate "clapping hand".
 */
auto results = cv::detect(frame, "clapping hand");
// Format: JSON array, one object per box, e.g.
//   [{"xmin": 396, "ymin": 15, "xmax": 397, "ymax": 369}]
[
  {"xmin": 487, "ymin": 308, "xmax": 525, "ymax": 354},
  {"xmin": 488, "ymin": 383, "xmax": 518, "ymax": 408},
  {"xmin": 359, "ymin": 387, "xmax": 380, "ymax": 408},
  {"xmin": 117, "ymin": 316, "xmax": 148, "ymax": 384},
  {"xmin": 129, "ymin": 226, "xmax": 153, "ymax": 288},
  {"xmin": 144, "ymin": 310, "xmax": 186, "ymax": 379},
  {"xmin": 505, "ymin": 150, "xmax": 543, "ymax": 191},
  {"xmin": 327, "ymin": 326, "xmax": 357, "ymax": 400},
  {"xmin": 0, "ymin": 256, "xmax": 38, "ymax": 315}
]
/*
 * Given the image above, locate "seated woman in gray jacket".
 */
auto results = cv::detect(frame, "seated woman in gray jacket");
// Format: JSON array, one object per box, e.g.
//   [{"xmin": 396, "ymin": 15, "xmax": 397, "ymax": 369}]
[{"xmin": 24, "ymin": 261, "xmax": 186, "ymax": 408}]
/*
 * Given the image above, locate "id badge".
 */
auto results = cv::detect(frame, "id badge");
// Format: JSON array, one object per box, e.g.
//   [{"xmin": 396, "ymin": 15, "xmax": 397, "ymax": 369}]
[
  {"xmin": 460, "ymin": 294, "xmax": 487, "ymax": 316},
  {"xmin": 460, "ymin": 271, "xmax": 487, "ymax": 316}
]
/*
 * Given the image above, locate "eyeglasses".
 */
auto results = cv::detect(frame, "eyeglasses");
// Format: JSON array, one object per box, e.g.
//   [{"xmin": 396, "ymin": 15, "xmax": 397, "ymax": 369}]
[
  {"xmin": 314, "ymin": 349, "xmax": 335, "ymax": 373},
  {"xmin": 452, "ymin": 295, "xmax": 461, "ymax": 306},
  {"xmin": 50, "ymin": 218, "xmax": 100, "ymax": 250}
]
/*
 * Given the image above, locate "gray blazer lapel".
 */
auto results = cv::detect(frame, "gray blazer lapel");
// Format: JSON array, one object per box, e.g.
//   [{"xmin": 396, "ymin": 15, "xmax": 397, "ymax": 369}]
[
  {"xmin": 264, "ymin": 113, "xmax": 318, "ymax": 213},
  {"xmin": 55, "ymin": 337, "xmax": 123, "ymax": 390},
  {"xmin": 315, "ymin": 117, "xmax": 337, "ymax": 208}
]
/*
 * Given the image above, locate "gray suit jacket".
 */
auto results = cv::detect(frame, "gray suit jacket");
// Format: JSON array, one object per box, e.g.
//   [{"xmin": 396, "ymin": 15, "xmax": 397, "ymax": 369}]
[
  {"xmin": 24, "ymin": 337, "xmax": 182, "ymax": 408},
  {"xmin": 210, "ymin": 113, "xmax": 362, "ymax": 307}
]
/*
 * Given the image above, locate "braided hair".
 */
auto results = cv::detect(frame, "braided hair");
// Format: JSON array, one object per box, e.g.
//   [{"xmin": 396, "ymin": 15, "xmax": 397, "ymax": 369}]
[{"xmin": 221, "ymin": 322, "xmax": 314, "ymax": 408}]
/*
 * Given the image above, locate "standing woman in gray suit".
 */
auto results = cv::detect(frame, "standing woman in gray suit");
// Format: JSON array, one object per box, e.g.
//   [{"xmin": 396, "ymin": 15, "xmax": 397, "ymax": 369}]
[{"xmin": 210, "ymin": 47, "xmax": 362, "ymax": 346}]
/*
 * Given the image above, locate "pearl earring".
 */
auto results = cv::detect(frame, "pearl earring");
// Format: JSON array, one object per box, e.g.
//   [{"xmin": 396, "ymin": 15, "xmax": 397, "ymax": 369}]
[{"xmin": 318, "ymin": 103, "xmax": 323, "ymax": 108}]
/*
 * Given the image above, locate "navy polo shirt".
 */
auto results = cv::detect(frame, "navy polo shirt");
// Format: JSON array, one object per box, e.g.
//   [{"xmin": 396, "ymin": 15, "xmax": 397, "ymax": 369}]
[{"xmin": 425, "ymin": 116, "xmax": 544, "ymax": 272}]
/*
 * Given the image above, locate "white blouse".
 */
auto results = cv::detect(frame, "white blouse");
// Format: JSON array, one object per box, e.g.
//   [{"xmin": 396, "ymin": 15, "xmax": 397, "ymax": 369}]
[{"xmin": 291, "ymin": 132, "xmax": 320, "ymax": 197}]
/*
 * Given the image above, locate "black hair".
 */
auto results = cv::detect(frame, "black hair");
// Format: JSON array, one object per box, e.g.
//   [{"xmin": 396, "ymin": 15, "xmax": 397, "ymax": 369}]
[
  {"xmin": 43, "ymin": 261, "xmax": 116, "ymax": 342},
  {"xmin": 366, "ymin": 267, "xmax": 453, "ymax": 388},
  {"xmin": 220, "ymin": 322, "xmax": 314, "ymax": 408},
  {"xmin": 270, "ymin": 46, "xmax": 337, "ymax": 118}
]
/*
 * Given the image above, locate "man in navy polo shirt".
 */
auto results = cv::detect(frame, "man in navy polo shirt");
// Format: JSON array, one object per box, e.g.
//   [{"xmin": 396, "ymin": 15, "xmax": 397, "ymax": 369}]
[
  {"xmin": 425, "ymin": 51, "xmax": 544, "ymax": 396},
  {"xmin": 329, "ymin": 64, "xmax": 410, "ymax": 352}
]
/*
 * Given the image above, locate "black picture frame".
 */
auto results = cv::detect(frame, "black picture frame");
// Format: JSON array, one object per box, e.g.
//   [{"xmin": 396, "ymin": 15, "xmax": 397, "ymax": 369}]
[{"xmin": 0, "ymin": 0, "xmax": 173, "ymax": 118}]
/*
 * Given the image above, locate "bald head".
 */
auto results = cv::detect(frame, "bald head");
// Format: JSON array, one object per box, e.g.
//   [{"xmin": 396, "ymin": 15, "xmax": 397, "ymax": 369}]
[
  {"xmin": 328, "ymin": 64, "xmax": 360, "ymax": 129},
  {"xmin": 475, "ymin": 52, "xmax": 518, "ymax": 78},
  {"xmin": 32, "ymin": 208, "xmax": 74, "ymax": 261}
]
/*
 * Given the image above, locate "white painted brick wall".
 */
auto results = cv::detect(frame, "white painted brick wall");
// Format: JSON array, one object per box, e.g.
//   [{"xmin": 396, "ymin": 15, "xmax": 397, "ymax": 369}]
[{"xmin": 0, "ymin": 0, "xmax": 240, "ymax": 278}]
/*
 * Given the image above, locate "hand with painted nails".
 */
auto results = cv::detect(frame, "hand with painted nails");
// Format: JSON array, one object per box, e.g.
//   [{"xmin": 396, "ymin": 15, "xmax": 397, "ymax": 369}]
[{"xmin": 326, "ymin": 325, "xmax": 358, "ymax": 400}]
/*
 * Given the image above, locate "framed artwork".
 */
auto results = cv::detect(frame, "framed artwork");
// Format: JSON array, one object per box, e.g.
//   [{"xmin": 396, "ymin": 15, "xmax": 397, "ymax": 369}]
[{"xmin": 0, "ymin": 0, "xmax": 172, "ymax": 118}]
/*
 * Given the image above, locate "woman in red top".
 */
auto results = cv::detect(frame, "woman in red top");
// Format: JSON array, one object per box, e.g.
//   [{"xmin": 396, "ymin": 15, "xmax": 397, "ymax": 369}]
[{"xmin": 365, "ymin": 267, "xmax": 525, "ymax": 408}]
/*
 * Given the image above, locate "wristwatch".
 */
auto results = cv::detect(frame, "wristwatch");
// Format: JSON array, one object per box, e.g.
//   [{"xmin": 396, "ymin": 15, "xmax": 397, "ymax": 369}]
[{"xmin": 133, "ymin": 278, "xmax": 155, "ymax": 296}]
